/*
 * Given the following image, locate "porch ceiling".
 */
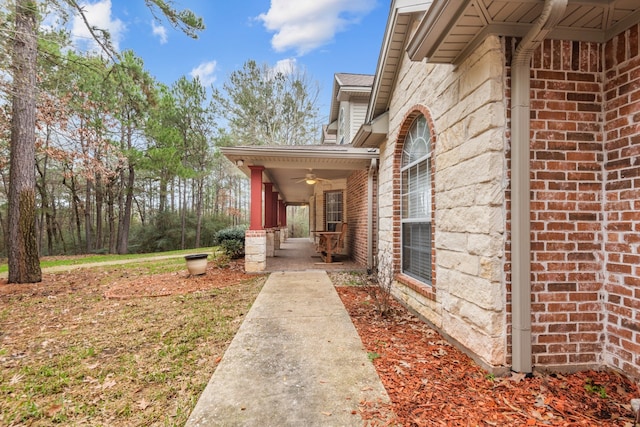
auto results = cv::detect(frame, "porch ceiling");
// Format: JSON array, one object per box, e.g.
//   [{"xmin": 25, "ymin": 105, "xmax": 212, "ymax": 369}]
[
  {"xmin": 407, "ymin": 0, "xmax": 640, "ymax": 64},
  {"xmin": 220, "ymin": 145, "xmax": 379, "ymax": 205}
]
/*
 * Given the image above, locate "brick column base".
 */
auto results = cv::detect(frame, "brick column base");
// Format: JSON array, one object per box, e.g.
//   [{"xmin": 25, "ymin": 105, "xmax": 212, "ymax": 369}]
[
  {"xmin": 266, "ymin": 229, "xmax": 275, "ymax": 257},
  {"xmin": 274, "ymin": 229, "xmax": 280, "ymax": 250},
  {"xmin": 245, "ymin": 230, "xmax": 266, "ymax": 272}
]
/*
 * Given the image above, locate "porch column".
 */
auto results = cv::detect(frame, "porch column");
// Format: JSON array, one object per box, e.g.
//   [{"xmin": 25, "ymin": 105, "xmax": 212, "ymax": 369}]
[
  {"xmin": 264, "ymin": 183, "xmax": 275, "ymax": 257},
  {"xmin": 264, "ymin": 183, "xmax": 274, "ymax": 229},
  {"xmin": 248, "ymin": 166, "xmax": 264, "ymax": 230},
  {"xmin": 279, "ymin": 200, "xmax": 287, "ymax": 242},
  {"xmin": 272, "ymin": 191, "xmax": 279, "ymax": 227},
  {"xmin": 279, "ymin": 200, "xmax": 287, "ymax": 227},
  {"xmin": 246, "ymin": 166, "xmax": 266, "ymax": 272},
  {"xmin": 272, "ymin": 190, "xmax": 281, "ymax": 250}
]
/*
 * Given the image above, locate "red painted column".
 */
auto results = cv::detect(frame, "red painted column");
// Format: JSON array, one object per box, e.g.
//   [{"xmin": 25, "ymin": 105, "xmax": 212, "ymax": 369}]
[
  {"xmin": 249, "ymin": 166, "xmax": 264, "ymax": 230},
  {"xmin": 272, "ymin": 191, "xmax": 279, "ymax": 227},
  {"xmin": 264, "ymin": 183, "xmax": 274, "ymax": 229},
  {"xmin": 279, "ymin": 200, "xmax": 287, "ymax": 227}
]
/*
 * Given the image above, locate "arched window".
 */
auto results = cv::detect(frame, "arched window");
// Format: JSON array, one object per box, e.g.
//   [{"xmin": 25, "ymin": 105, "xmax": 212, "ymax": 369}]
[
  {"xmin": 401, "ymin": 114, "xmax": 432, "ymax": 284},
  {"xmin": 338, "ymin": 107, "xmax": 345, "ymax": 145}
]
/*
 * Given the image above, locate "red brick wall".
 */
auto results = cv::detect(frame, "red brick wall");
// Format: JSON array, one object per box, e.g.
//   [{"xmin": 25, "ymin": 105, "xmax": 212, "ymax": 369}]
[
  {"xmin": 505, "ymin": 23, "xmax": 640, "ymax": 378},
  {"xmin": 506, "ymin": 37, "xmax": 606, "ymax": 369},
  {"xmin": 347, "ymin": 170, "xmax": 376, "ymax": 267},
  {"xmin": 603, "ymin": 23, "xmax": 640, "ymax": 379}
]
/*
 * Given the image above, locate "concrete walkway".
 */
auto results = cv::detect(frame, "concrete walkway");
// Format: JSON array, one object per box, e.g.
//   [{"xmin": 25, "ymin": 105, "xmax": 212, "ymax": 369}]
[{"xmin": 186, "ymin": 270, "xmax": 391, "ymax": 426}]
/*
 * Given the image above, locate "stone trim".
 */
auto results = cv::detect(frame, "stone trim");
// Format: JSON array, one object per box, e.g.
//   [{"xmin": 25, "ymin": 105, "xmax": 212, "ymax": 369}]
[{"xmin": 391, "ymin": 105, "xmax": 438, "ymax": 292}]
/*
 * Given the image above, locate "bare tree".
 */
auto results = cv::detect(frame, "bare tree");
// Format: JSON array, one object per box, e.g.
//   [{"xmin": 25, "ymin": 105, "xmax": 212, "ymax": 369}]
[{"xmin": 367, "ymin": 248, "xmax": 396, "ymax": 316}]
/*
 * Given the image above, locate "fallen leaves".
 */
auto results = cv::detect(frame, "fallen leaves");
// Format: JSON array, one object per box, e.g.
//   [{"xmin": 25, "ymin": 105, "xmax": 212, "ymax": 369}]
[
  {"xmin": 0, "ymin": 262, "xmax": 265, "ymax": 426},
  {"xmin": 337, "ymin": 286, "xmax": 640, "ymax": 426},
  {"xmin": 104, "ymin": 259, "xmax": 253, "ymax": 299},
  {"xmin": 138, "ymin": 398, "xmax": 151, "ymax": 410}
]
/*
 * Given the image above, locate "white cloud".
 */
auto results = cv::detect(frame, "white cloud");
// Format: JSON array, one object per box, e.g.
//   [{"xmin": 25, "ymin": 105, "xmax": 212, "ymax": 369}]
[
  {"xmin": 257, "ymin": 0, "xmax": 376, "ymax": 55},
  {"xmin": 273, "ymin": 58, "xmax": 297, "ymax": 75},
  {"xmin": 71, "ymin": 0, "xmax": 125, "ymax": 52},
  {"xmin": 151, "ymin": 21, "xmax": 168, "ymax": 44},
  {"xmin": 190, "ymin": 61, "xmax": 218, "ymax": 86}
]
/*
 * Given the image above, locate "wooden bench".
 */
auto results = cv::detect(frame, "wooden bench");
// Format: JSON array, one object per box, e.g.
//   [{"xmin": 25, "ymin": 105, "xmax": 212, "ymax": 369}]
[{"xmin": 316, "ymin": 223, "xmax": 347, "ymax": 263}]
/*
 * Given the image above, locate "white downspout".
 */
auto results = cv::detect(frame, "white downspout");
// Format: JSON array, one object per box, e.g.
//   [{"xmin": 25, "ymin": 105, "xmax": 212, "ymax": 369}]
[
  {"xmin": 511, "ymin": 0, "xmax": 567, "ymax": 373},
  {"xmin": 367, "ymin": 158, "xmax": 377, "ymax": 272}
]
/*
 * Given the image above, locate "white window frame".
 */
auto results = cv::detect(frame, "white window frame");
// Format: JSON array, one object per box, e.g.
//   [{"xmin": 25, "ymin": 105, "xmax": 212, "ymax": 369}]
[
  {"xmin": 400, "ymin": 115, "xmax": 432, "ymax": 284},
  {"xmin": 324, "ymin": 190, "xmax": 343, "ymax": 231}
]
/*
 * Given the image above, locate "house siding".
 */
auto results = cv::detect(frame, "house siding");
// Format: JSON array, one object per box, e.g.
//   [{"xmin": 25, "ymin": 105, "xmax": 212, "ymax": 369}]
[
  {"xmin": 379, "ymin": 32, "xmax": 509, "ymax": 369},
  {"xmin": 380, "ymin": 22, "xmax": 640, "ymax": 376},
  {"xmin": 350, "ymin": 102, "xmax": 368, "ymax": 141}
]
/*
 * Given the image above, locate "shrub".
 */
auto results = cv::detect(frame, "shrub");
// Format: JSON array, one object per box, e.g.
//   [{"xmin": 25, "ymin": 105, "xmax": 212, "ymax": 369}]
[{"xmin": 214, "ymin": 226, "xmax": 246, "ymax": 259}]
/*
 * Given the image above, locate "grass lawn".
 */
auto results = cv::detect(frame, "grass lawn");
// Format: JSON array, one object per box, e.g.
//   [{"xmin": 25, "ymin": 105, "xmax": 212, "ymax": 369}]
[
  {"xmin": 0, "ymin": 248, "xmax": 218, "ymax": 275},
  {"xmin": 0, "ymin": 255, "xmax": 265, "ymax": 426}
]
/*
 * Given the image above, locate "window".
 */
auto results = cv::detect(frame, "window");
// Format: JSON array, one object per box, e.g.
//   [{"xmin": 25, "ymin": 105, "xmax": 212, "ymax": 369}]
[
  {"xmin": 325, "ymin": 191, "xmax": 343, "ymax": 231},
  {"xmin": 338, "ymin": 108, "xmax": 345, "ymax": 145},
  {"xmin": 401, "ymin": 115, "xmax": 432, "ymax": 284}
]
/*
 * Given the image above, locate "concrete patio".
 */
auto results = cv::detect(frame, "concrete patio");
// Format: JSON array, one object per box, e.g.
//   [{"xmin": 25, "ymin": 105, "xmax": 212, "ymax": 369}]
[{"xmin": 264, "ymin": 237, "xmax": 365, "ymax": 273}]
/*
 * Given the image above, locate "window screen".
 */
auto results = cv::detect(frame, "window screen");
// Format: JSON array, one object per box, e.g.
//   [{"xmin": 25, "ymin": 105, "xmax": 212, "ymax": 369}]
[
  {"xmin": 325, "ymin": 191, "xmax": 343, "ymax": 231},
  {"xmin": 401, "ymin": 115, "xmax": 432, "ymax": 284}
]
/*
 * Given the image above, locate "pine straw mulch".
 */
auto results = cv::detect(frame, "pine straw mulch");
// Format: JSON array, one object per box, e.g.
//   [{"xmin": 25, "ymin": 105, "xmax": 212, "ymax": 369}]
[{"xmin": 336, "ymin": 285, "xmax": 640, "ymax": 427}]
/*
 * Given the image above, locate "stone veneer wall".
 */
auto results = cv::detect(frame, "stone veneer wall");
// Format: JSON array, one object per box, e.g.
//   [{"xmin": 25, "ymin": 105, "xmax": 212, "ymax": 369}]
[
  {"xmin": 244, "ymin": 230, "xmax": 266, "ymax": 272},
  {"xmin": 379, "ymin": 33, "xmax": 509, "ymax": 369}
]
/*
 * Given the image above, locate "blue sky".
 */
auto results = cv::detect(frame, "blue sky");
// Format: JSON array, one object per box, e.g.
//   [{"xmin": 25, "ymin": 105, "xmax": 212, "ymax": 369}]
[{"xmin": 69, "ymin": 0, "xmax": 390, "ymax": 122}]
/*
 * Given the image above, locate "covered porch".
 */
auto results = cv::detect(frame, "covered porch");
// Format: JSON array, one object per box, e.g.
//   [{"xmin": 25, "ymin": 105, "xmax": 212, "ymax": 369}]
[
  {"xmin": 265, "ymin": 237, "xmax": 365, "ymax": 272},
  {"xmin": 220, "ymin": 145, "xmax": 379, "ymax": 273}
]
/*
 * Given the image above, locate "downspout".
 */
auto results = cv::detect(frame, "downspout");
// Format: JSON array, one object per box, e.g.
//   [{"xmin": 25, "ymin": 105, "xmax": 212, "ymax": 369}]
[
  {"xmin": 367, "ymin": 158, "xmax": 377, "ymax": 272},
  {"xmin": 511, "ymin": 0, "xmax": 567, "ymax": 373}
]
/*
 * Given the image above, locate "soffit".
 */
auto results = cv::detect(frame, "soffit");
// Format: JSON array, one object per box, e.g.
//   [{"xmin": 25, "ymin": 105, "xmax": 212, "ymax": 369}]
[
  {"xmin": 220, "ymin": 145, "xmax": 379, "ymax": 205},
  {"xmin": 408, "ymin": 0, "xmax": 640, "ymax": 64},
  {"xmin": 369, "ymin": 8, "xmax": 423, "ymax": 120}
]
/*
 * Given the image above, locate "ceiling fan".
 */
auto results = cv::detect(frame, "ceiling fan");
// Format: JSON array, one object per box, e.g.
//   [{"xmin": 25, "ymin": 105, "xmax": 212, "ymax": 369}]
[{"xmin": 292, "ymin": 171, "xmax": 330, "ymax": 185}]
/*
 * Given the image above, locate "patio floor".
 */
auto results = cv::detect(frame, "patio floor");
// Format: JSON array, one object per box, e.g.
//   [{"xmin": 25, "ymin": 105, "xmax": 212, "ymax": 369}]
[{"xmin": 265, "ymin": 237, "xmax": 366, "ymax": 272}]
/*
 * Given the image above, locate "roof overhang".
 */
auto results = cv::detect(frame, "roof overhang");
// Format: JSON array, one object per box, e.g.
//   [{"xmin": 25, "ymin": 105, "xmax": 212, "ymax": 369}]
[
  {"xmin": 365, "ymin": 0, "xmax": 640, "ymax": 125},
  {"xmin": 220, "ymin": 145, "xmax": 379, "ymax": 204},
  {"xmin": 352, "ymin": 111, "xmax": 390, "ymax": 148},
  {"xmin": 367, "ymin": 0, "xmax": 432, "ymax": 121},
  {"xmin": 329, "ymin": 74, "xmax": 376, "ymax": 123},
  {"xmin": 407, "ymin": 0, "xmax": 640, "ymax": 64}
]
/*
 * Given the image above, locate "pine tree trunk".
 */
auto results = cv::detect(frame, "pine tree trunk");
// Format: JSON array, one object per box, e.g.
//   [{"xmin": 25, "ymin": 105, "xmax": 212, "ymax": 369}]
[
  {"xmin": 195, "ymin": 177, "xmax": 203, "ymax": 248},
  {"xmin": 7, "ymin": 0, "xmax": 41, "ymax": 283},
  {"xmin": 117, "ymin": 164, "xmax": 135, "ymax": 254}
]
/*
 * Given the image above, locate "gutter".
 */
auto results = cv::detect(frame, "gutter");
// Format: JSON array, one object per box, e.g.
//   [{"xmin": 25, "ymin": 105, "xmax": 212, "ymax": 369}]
[
  {"xmin": 511, "ymin": 0, "xmax": 567, "ymax": 373},
  {"xmin": 352, "ymin": 112, "xmax": 389, "ymax": 148},
  {"xmin": 367, "ymin": 158, "xmax": 378, "ymax": 271}
]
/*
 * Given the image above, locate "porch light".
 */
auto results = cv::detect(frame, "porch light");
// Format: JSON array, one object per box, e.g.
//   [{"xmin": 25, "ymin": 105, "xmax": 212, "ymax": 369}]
[
  {"xmin": 235, "ymin": 159, "xmax": 244, "ymax": 166},
  {"xmin": 305, "ymin": 178, "xmax": 317, "ymax": 185}
]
